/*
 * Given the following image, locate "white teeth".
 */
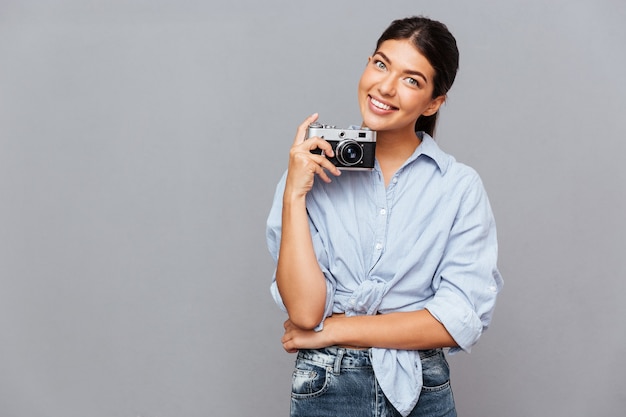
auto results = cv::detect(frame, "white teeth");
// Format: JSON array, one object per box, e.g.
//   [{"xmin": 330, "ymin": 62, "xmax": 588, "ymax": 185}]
[{"xmin": 371, "ymin": 97, "xmax": 392, "ymax": 110}]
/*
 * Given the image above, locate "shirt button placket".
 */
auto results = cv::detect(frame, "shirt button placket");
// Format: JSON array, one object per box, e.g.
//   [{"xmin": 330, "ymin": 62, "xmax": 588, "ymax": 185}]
[{"xmin": 371, "ymin": 170, "xmax": 388, "ymax": 262}]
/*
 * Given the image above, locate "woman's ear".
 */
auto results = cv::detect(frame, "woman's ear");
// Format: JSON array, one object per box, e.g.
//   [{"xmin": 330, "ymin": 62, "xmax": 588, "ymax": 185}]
[{"xmin": 422, "ymin": 95, "xmax": 446, "ymax": 117}]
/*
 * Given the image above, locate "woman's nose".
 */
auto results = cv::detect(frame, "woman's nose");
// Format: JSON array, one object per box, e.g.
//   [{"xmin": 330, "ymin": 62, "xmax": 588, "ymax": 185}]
[{"xmin": 377, "ymin": 75, "xmax": 396, "ymax": 96}]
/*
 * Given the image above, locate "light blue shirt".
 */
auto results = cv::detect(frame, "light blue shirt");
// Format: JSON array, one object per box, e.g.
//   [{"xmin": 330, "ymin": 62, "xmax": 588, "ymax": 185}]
[{"xmin": 266, "ymin": 132, "xmax": 503, "ymax": 416}]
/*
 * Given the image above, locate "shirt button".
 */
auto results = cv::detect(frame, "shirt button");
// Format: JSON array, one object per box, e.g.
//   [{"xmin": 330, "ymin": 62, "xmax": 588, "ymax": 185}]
[
  {"xmin": 392, "ymin": 177, "xmax": 398, "ymax": 184},
  {"xmin": 375, "ymin": 243, "xmax": 383, "ymax": 251},
  {"xmin": 380, "ymin": 208, "xmax": 386, "ymax": 215}
]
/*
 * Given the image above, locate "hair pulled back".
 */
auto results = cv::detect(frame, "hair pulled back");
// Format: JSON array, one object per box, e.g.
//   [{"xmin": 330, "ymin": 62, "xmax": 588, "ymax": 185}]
[{"xmin": 375, "ymin": 16, "xmax": 459, "ymax": 137}]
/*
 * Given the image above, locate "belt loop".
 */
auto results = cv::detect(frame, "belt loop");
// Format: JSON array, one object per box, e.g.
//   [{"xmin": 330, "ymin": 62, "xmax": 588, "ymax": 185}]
[{"xmin": 333, "ymin": 348, "xmax": 345, "ymax": 374}]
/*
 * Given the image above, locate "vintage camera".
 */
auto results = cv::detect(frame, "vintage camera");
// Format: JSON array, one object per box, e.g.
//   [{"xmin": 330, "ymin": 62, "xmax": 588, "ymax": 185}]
[{"xmin": 306, "ymin": 122, "xmax": 376, "ymax": 170}]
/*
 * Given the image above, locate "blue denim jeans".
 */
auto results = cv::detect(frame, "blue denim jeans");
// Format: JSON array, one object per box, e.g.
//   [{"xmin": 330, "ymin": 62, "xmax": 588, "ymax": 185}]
[{"xmin": 290, "ymin": 347, "xmax": 456, "ymax": 417}]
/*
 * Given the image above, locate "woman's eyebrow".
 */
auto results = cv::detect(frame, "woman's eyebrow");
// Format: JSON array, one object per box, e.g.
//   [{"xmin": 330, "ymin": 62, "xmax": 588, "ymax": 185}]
[{"xmin": 375, "ymin": 51, "xmax": 428, "ymax": 83}]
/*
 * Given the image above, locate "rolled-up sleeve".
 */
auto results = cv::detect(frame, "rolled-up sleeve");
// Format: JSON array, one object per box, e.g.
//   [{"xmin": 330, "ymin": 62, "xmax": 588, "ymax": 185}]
[{"xmin": 425, "ymin": 175, "xmax": 503, "ymax": 352}]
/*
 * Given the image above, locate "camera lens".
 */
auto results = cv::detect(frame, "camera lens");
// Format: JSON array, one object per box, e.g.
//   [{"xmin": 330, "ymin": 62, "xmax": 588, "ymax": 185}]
[{"xmin": 335, "ymin": 140, "xmax": 363, "ymax": 166}]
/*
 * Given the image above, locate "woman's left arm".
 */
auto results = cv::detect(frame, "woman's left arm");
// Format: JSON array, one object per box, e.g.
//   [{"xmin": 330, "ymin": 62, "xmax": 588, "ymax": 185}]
[{"xmin": 281, "ymin": 310, "xmax": 457, "ymax": 353}]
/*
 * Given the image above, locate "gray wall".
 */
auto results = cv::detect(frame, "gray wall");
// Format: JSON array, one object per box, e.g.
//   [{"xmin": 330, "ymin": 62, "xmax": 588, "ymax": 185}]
[{"xmin": 1, "ymin": 1, "xmax": 624, "ymax": 416}]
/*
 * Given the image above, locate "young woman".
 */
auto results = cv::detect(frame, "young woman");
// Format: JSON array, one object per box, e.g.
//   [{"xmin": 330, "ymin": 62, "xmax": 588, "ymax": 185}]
[{"xmin": 266, "ymin": 16, "xmax": 503, "ymax": 417}]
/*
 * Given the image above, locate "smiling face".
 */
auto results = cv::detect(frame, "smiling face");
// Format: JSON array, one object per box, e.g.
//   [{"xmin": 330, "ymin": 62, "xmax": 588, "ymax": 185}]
[{"xmin": 358, "ymin": 39, "xmax": 446, "ymax": 138}]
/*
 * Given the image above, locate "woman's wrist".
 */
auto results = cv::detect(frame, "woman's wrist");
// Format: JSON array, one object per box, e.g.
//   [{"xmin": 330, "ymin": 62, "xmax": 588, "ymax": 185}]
[
  {"xmin": 282, "ymin": 185, "xmax": 308, "ymax": 206},
  {"xmin": 324, "ymin": 315, "xmax": 346, "ymax": 347}
]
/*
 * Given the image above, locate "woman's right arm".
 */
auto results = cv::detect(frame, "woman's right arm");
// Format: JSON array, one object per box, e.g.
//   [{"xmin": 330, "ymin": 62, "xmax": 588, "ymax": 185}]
[{"xmin": 275, "ymin": 113, "xmax": 341, "ymax": 330}]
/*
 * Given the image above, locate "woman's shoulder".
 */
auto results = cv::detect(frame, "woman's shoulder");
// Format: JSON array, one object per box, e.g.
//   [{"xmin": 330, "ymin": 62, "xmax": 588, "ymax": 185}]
[
  {"xmin": 447, "ymin": 156, "xmax": 482, "ymax": 182},
  {"xmin": 419, "ymin": 133, "xmax": 482, "ymax": 183}
]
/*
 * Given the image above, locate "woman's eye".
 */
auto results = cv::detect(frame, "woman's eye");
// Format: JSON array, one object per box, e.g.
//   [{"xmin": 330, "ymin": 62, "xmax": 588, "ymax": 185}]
[
  {"xmin": 405, "ymin": 77, "xmax": 419, "ymax": 87},
  {"xmin": 374, "ymin": 60, "xmax": 386, "ymax": 70}
]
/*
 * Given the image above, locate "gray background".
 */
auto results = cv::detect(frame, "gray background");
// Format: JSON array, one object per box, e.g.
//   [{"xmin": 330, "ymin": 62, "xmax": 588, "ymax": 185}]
[{"xmin": 1, "ymin": 0, "xmax": 624, "ymax": 416}]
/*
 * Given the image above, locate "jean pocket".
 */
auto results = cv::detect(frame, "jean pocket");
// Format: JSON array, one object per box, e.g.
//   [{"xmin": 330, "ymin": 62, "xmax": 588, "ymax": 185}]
[
  {"xmin": 291, "ymin": 360, "xmax": 331, "ymax": 398},
  {"xmin": 420, "ymin": 350, "xmax": 451, "ymax": 392}
]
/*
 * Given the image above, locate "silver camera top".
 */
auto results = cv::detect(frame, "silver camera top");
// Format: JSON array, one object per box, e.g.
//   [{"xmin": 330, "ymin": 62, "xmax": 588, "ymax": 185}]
[{"xmin": 306, "ymin": 122, "xmax": 376, "ymax": 143}]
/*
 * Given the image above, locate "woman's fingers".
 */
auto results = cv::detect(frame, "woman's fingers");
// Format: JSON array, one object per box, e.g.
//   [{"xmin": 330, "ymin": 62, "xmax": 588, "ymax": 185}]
[
  {"xmin": 290, "ymin": 137, "xmax": 341, "ymax": 178},
  {"xmin": 285, "ymin": 114, "xmax": 341, "ymax": 196},
  {"xmin": 292, "ymin": 113, "xmax": 320, "ymax": 146}
]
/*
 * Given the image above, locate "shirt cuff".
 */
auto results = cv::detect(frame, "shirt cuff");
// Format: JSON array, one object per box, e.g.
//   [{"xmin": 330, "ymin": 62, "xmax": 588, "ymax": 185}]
[
  {"xmin": 269, "ymin": 280, "xmax": 287, "ymax": 313},
  {"xmin": 424, "ymin": 288, "xmax": 484, "ymax": 352}
]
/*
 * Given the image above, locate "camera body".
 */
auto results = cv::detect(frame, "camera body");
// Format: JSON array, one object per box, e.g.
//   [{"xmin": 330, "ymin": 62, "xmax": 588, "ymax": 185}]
[{"xmin": 306, "ymin": 122, "xmax": 376, "ymax": 170}]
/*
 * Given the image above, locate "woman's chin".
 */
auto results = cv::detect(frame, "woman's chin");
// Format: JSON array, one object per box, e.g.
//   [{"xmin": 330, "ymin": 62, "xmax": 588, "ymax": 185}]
[{"xmin": 359, "ymin": 115, "xmax": 387, "ymax": 132}]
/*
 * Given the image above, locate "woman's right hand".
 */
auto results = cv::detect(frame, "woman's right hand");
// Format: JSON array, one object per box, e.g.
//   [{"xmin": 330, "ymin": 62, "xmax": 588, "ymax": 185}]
[{"xmin": 284, "ymin": 113, "xmax": 341, "ymax": 198}]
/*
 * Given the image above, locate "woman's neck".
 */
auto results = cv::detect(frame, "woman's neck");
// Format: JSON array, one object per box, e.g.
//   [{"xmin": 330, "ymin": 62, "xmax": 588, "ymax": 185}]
[{"xmin": 375, "ymin": 130, "xmax": 421, "ymax": 187}]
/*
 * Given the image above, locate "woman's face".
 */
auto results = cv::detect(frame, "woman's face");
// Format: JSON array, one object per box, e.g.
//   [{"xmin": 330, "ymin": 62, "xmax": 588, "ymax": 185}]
[{"xmin": 358, "ymin": 38, "xmax": 445, "ymax": 135}]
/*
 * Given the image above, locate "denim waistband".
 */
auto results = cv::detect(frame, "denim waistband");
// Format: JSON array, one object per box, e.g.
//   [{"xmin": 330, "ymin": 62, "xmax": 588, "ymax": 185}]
[{"xmin": 297, "ymin": 347, "xmax": 442, "ymax": 371}]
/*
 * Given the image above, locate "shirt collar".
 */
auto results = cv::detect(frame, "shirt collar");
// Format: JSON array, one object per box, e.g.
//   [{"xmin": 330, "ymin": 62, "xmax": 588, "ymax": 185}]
[{"xmin": 409, "ymin": 131, "xmax": 451, "ymax": 175}]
